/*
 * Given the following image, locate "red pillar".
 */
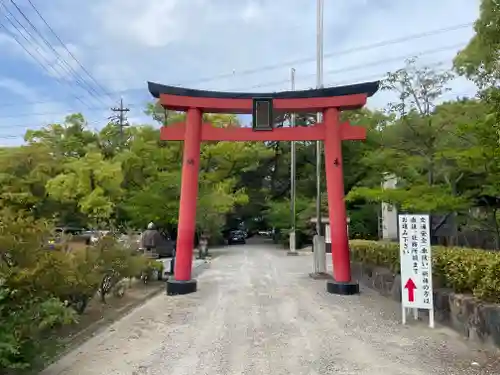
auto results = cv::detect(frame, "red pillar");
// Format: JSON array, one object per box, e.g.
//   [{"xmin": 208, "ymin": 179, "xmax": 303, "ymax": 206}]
[
  {"xmin": 323, "ymin": 107, "xmax": 353, "ymax": 285},
  {"xmin": 174, "ymin": 107, "xmax": 202, "ymax": 281}
]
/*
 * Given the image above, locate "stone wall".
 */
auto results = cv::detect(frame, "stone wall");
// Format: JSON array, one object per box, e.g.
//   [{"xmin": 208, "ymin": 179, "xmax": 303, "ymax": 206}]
[{"xmin": 352, "ymin": 262, "xmax": 500, "ymax": 349}]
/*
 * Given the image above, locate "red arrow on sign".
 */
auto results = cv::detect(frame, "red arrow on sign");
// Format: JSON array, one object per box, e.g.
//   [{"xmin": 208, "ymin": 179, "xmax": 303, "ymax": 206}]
[{"xmin": 404, "ymin": 278, "xmax": 417, "ymax": 302}]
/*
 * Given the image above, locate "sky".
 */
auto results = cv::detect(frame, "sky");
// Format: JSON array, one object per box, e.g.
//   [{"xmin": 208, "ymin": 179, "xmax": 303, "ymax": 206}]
[{"xmin": 0, "ymin": 0, "xmax": 481, "ymax": 146}]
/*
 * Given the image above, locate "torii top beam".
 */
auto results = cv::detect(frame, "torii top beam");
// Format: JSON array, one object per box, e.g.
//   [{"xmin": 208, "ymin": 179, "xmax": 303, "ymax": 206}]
[
  {"xmin": 147, "ymin": 81, "xmax": 380, "ymax": 114},
  {"xmin": 147, "ymin": 80, "xmax": 380, "ymax": 142}
]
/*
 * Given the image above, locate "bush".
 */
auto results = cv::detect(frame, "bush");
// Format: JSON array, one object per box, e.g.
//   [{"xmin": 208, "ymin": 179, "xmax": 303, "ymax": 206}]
[
  {"xmin": 0, "ymin": 290, "xmax": 75, "ymax": 371},
  {"xmin": 148, "ymin": 260, "xmax": 164, "ymax": 280},
  {"xmin": 0, "ymin": 210, "xmax": 78, "ymax": 372},
  {"xmin": 349, "ymin": 240, "xmax": 500, "ymax": 303},
  {"xmin": 0, "ymin": 209, "xmax": 161, "ymax": 372},
  {"xmin": 135, "ymin": 259, "xmax": 165, "ymax": 282}
]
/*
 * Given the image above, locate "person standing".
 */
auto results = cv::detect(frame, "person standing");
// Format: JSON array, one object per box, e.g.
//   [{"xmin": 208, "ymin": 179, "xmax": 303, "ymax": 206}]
[
  {"xmin": 139, "ymin": 222, "xmax": 162, "ymax": 256},
  {"xmin": 198, "ymin": 231, "xmax": 210, "ymax": 259}
]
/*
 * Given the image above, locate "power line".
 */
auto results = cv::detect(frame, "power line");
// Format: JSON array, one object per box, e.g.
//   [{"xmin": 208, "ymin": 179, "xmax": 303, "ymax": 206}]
[
  {"xmin": 231, "ymin": 44, "xmax": 463, "ymax": 92},
  {"xmin": 0, "ymin": 60, "xmax": 459, "ymax": 124},
  {"xmin": 24, "ymin": 0, "xmax": 112, "ymax": 102},
  {"xmin": 0, "ymin": 85, "xmax": 479, "ymax": 142},
  {"xmin": 0, "ymin": 118, "xmax": 112, "ymax": 141},
  {"xmin": 0, "ymin": 68, "xmax": 477, "ymax": 137},
  {"xmin": 100, "ymin": 22, "xmax": 474, "ymax": 87},
  {"xmin": 7, "ymin": 0, "xmax": 107, "ymax": 106},
  {"xmin": 0, "ymin": 22, "xmax": 473, "ymax": 109},
  {"xmin": 0, "ymin": 1, "xmax": 94, "ymax": 109},
  {"xmin": 0, "ymin": 43, "xmax": 464, "ymax": 120}
]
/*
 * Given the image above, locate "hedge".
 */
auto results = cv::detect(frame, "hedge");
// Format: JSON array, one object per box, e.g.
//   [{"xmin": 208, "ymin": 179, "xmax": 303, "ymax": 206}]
[{"xmin": 349, "ymin": 240, "xmax": 500, "ymax": 303}]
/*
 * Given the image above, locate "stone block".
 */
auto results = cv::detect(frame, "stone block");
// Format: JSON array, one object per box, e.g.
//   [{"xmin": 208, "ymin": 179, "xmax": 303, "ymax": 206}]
[{"xmin": 352, "ymin": 261, "xmax": 500, "ymax": 349}]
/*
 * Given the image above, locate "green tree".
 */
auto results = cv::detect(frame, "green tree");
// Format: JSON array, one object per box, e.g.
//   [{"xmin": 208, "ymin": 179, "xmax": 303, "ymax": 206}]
[
  {"xmin": 454, "ymin": 0, "xmax": 500, "ymax": 87},
  {"xmin": 451, "ymin": 107, "xmax": 500, "ymax": 248},
  {"xmin": 25, "ymin": 114, "xmax": 97, "ymax": 159},
  {"xmin": 46, "ymin": 150, "xmax": 124, "ymax": 227},
  {"xmin": 347, "ymin": 60, "xmax": 469, "ymax": 219}
]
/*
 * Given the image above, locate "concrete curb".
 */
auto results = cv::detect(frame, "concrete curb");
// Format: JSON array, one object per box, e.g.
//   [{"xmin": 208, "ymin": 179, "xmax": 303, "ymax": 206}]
[
  {"xmin": 43, "ymin": 282, "xmax": 165, "ymax": 370},
  {"xmin": 192, "ymin": 259, "xmax": 211, "ymax": 277},
  {"xmin": 41, "ymin": 259, "xmax": 212, "ymax": 372}
]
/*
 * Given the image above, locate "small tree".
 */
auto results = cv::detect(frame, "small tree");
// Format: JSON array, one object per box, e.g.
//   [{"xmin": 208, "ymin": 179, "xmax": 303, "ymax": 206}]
[{"xmin": 347, "ymin": 59, "xmax": 470, "ymax": 236}]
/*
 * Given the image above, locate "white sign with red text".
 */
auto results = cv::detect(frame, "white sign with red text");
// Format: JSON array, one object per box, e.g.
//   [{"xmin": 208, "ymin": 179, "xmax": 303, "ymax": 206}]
[{"xmin": 398, "ymin": 214, "xmax": 434, "ymax": 327}]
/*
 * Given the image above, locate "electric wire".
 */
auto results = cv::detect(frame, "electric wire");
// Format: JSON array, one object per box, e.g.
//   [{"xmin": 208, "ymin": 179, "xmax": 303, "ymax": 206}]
[
  {"xmin": 0, "ymin": 43, "xmax": 465, "ymax": 121},
  {"xmin": 231, "ymin": 44, "xmax": 464, "ymax": 92},
  {"xmin": 0, "ymin": 22, "xmax": 473, "ymax": 109},
  {"xmin": 0, "ymin": 118, "xmax": 110, "ymax": 139},
  {"xmin": 0, "ymin": 85, "xmax": 479, "ymax": 141},
  {"xmin": 24, "ymin": 0, "xmax": 112, "ymax": 101},
  {"xmin": 114, "ymin": 23, "xmax": 472, "ymax": 89},
  {"xmin": 7, "ymin": 0, "xmax": 108, "ymax": 106},
  {"xmin": 0, "ymin": 68, "xmax": 477, "ymax": 135},
  {"xmin": 0, "ymin": 1, "xmax": 94, "ymax": 109}
]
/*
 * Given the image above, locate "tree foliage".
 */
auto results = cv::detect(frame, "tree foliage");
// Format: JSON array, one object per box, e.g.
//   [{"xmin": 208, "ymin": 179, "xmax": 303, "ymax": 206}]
[
  {"xmin": 0, "ymin": 2, "xmax": 499, "ymax": 368},
  {"xmin": 0, "ymin": 208, "xmax": 159, "ymax": 372}
]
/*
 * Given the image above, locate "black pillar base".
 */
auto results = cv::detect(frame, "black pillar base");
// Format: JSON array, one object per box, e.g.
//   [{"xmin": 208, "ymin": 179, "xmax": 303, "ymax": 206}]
[
  {"xmin": 286, "ymin": 251, "xmax": 299, "ymax": 256},
  {"xmin": 166, "ymin": 278, "xmax": 197, "ymax": 296},
  {"xmin": 326, "ymin": 280, "xmax": 359, "ymax": 295}
]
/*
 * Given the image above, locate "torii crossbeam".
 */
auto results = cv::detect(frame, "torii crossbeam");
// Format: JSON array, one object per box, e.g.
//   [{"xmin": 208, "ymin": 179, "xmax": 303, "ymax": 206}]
[{"xmin": 148, "ymin": 80, "xmax": 380, "ymax": 296}]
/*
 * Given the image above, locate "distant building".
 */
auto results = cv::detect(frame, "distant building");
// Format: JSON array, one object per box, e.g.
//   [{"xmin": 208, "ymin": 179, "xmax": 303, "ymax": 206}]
[{"xmin": 380, "ymin": 174, "xmax": 398, "ymax": 241}]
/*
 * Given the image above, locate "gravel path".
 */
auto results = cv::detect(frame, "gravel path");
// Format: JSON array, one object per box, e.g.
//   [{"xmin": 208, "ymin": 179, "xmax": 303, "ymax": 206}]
[{"xmin": 41, "ymin": 243, "xmax": 498, "ymax": 375}]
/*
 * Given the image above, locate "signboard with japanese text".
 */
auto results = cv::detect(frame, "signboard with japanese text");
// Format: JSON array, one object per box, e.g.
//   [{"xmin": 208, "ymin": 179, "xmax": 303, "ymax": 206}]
[{"xmin": 398, "ymin": 214, "xmax": 434, "ymax": 312}]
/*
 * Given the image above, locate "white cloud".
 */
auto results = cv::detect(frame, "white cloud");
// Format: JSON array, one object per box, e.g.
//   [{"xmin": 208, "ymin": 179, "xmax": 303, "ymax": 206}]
[
  {"xmin": 0, "ymin": 0, "xmax": 482, "ymax": 146},
  {"xmin": 241, "ymin": 2, "xmax": 260, "ymax": 23},
  {"xmin": 92, "ymin": 0, "xmax": 182, "ymax": 48}
]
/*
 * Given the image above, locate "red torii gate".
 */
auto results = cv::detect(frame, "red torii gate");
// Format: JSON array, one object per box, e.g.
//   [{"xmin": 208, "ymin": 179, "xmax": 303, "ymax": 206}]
[{"xmin": 147, "ymin": 81, "xmax": 380, "ymax": 296}]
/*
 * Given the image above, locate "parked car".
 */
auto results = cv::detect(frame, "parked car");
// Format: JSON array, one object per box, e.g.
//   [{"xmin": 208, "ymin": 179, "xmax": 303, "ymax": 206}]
[
  {"xmin": 227, "ymin": 230, "xmax": 246, "ymax": 245},
  {"xmin": 258, "ymin": 230, "xmax": 272, "ymax": 237},
  {"xmin": 47, "ymin": 226, "xmax": 87, "ymax": 248}
]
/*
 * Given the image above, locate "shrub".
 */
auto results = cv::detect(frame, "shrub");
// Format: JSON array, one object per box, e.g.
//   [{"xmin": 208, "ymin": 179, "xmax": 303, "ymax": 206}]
[
  {"xmin": 147, "ymin": 259, "xmax": 164, "ymax": 280},
  {"xmin": 44, "ymin": 249, "xmax": 102, "ymax": 314},
  {"xmin": 0, "ymin": 209, "xmax": 160, "ymax": 372},
  {"xmin": 0, "ymin": 210, "xmax": 77, "ymax": 372},
  {"xmin": 349, "ymin": 240, "xmax": 500, "ymax": 303},
  {"xmin": 135, "ymin": 258, "xmax": 165, "ymax": 283},
  {"xmin": 0, "ymin": 288, "xmax": 76, "ymax": 371}
]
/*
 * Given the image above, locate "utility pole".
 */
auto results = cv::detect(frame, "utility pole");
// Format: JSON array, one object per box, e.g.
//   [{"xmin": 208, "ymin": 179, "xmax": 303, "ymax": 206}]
[
  {"xmin": 312, "ymin": 0, "xmax": 327, "ymax": 276},
  {"xmin": 287, "ymin": 68, "xmax": 298, "ymax": 256},
  {"xmin": 110, "ymin": 97, "xmax": 130, "ymax": 145}
]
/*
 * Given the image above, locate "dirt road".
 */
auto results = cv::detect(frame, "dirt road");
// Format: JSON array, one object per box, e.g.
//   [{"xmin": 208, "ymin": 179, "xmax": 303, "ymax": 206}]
[{"xmin": 41, "ymin": 243, "xmax": 497, "ymax": 375}]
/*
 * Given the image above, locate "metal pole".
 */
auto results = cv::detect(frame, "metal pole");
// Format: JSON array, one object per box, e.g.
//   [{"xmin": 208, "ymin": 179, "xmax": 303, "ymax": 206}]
[
  {"xmin": 315, "ymin": 0, "xmax": 324, "ymax": 235},
  {"xmin": 314, "ymin": 0, "xmax": 326, "ymax": 274},
  {"xmin": 288, "ymin": 68, "xmax": 298, "ymax": 256},
  {"xmin": 119, "ymin": 97, "xmax": 124, "ymax": 144}
]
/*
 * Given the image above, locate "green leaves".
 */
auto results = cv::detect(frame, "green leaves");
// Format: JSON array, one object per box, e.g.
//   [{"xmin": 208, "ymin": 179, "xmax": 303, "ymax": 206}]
[
  {"xmin": 348, "ymin": 184, "xmax": 468, "ymax": 213},
  {"xmin": 350, "ymin": 239, "xmax": 500, "ymax": 303},
  {"xmin": 45, "ymin": 151, "xmax": 124, "ymax": 225},
  {"xmin": 454, "ymin": 0, "xmax": 500, "ymax": 86}
]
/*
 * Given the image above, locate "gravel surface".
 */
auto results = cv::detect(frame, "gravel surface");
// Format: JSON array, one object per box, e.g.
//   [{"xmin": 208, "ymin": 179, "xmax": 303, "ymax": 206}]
[{"xmin": 41, "ymin": 243, "xmax": 499, "ymax": 375}]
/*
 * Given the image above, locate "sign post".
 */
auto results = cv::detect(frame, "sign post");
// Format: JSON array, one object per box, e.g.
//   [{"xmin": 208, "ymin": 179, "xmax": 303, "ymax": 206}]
[{"xmin": 398, "ymin": 214, "xmax": 434, "ymax": 328}]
